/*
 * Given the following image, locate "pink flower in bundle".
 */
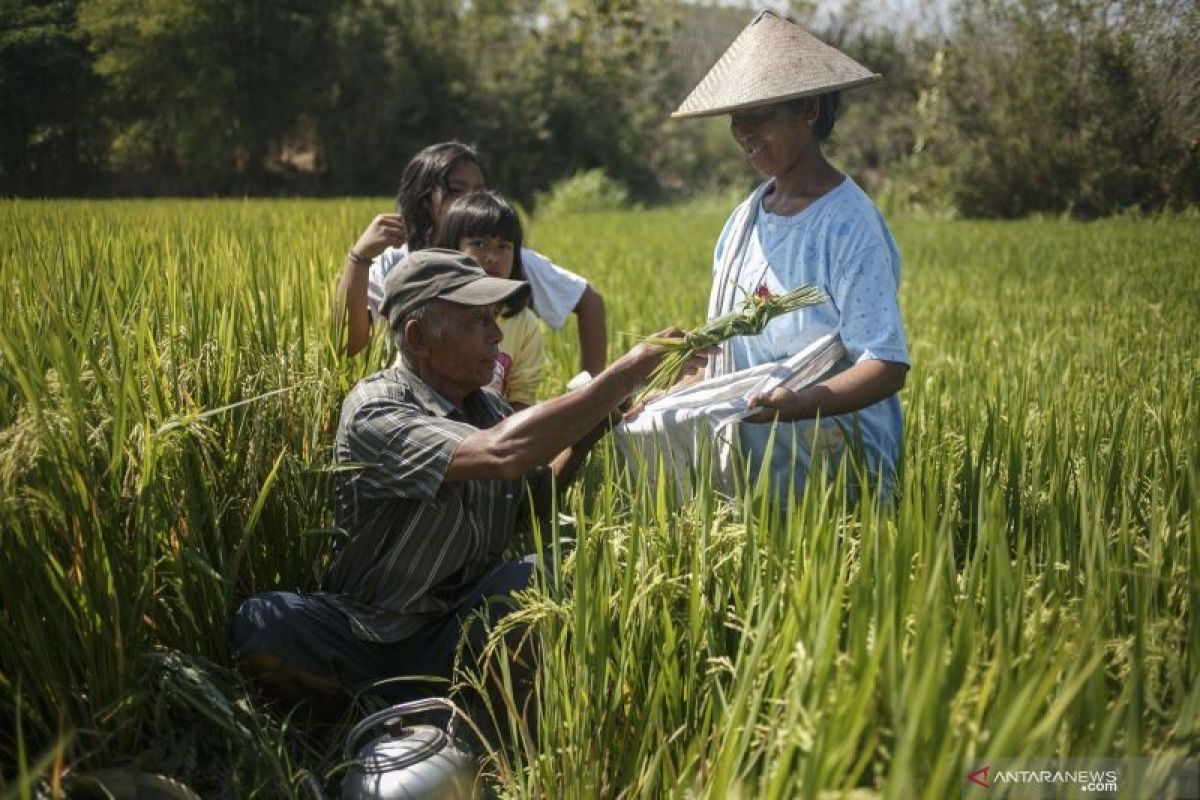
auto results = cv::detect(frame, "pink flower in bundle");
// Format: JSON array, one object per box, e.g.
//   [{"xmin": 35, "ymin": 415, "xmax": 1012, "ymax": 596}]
[{"xmin": 754, "ymin": 283, "xmax": 773, "ymax": 300}]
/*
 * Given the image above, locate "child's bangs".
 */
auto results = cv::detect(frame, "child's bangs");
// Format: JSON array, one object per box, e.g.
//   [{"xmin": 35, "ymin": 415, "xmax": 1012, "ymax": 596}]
[{"xmin": 457, "ymin": 201, "xmax": 521, "ymax": 244}]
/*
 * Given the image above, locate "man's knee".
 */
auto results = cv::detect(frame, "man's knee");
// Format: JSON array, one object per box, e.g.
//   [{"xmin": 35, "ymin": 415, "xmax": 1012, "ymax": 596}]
[
  {"xmin": 230, "ymin": 593, "xmax": 286, "ymax": 652},
  {"xmin": 239, "ymin": 649, "xmax": 341, "ymax": 701},
  {"xmin": 230, "ymin": 592, "xmax": 343, "ymax": 702}
]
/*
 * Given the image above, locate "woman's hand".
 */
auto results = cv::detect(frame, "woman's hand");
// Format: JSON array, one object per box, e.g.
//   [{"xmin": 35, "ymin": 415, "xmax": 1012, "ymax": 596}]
[
  {"xmin": 743, "ymin": 360, "xmax": 908, "ymax": 423},
  {"xmin": 351, "ymin": 213, "xmax": 406, "ymax": 261},
  {"xmin": 743, "ymin": 386, "xmax": 807, "ymax": 422}
]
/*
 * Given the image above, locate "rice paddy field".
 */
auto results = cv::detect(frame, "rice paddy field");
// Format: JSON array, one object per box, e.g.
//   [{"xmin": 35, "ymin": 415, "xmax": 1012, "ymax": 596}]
[{"xmin": 1, "ymin": 198, "xmax": 1197, "ymax": 798}]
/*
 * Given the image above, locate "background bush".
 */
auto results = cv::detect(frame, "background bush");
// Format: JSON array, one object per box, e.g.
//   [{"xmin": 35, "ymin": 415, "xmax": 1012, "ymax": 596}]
[
  {"xmin": 534, "ymin": 169, "xmax": 632, "ymax": 216},
  {"xmin": 1, "ymin": 0, "xmax": 1197, "ymax": 215}
]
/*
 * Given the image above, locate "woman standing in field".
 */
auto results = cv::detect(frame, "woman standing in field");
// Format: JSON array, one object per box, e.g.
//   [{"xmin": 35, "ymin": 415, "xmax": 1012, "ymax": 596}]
[
  {"xmin": 676, "ymin": 11, "xmax": 910, "ymax": 497},
  {"xmin": 335, "ymin": 141, "xmax": 607, "ymax": 376}
]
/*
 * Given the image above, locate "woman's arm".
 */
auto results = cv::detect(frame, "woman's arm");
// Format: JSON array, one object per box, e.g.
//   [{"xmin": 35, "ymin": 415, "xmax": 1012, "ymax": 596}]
[
  {"xmin": 573, "ymin": 285, "xmax": 607, "ymax": 376},
  {"xmin": 744, "ymin": 359, "xmax": 908, "ymax": 422}
]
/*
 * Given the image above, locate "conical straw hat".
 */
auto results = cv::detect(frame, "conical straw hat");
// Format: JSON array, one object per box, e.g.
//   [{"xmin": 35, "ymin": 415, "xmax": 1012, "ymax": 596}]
[{"xmin": 673, "ymin": 10, "xmax": 880, "ymax": 119}]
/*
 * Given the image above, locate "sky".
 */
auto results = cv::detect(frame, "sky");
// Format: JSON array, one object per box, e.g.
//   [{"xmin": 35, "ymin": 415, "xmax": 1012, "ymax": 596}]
[{"xmin": 699, "ymin": 0, "xmax": 953, "ymax": 33}]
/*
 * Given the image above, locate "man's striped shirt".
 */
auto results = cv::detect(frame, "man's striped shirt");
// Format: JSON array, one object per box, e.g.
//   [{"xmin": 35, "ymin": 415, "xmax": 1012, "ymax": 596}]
[{"xmin": 323, "ymin": 365, "xmax": 531, "ymax": 642}]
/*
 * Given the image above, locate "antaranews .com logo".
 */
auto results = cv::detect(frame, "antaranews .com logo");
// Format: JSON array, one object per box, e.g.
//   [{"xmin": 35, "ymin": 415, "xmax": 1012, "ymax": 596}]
[{"xmin": 963, "ymin": 758, "xmax": 1199, "ymax": 798}]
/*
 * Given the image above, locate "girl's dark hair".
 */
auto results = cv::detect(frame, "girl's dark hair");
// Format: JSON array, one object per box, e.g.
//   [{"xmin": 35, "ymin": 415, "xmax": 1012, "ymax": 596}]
[
  {"xmin": 786, "ymin": 91, "xmax": 842, "ymax": 141},
  {"xmin": 396, "ymin": 141, "xmax": 484, "ymax": 252},
  {"xmin": 434, "ymin": 190, "xmax": 530, "ymax": 317}
]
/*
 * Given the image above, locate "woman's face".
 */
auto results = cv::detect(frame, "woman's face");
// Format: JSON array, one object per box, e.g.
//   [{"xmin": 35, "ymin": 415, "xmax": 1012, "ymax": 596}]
[
  {"xmin": 729, "ymin": 100, "xmax": 816, "ymax": 178},
  {"xmin": 459, "ymin": 235, "xmax": 516, "ymax": 280},
  {"xmin": 430, "ymin": 160, "xmax": 486, "ymax": 233}
]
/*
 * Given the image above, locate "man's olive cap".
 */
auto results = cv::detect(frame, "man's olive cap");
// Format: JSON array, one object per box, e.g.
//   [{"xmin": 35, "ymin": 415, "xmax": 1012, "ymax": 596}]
[{"xmin": 380, "ymin": 248, "xmax": 530, "ymax": 330}]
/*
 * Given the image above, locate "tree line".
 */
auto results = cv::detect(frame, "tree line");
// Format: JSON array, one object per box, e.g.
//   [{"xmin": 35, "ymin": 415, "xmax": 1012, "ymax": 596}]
[{"xmin": 2, "ymin": 0, "xmax": 1197, "ymax": 217}]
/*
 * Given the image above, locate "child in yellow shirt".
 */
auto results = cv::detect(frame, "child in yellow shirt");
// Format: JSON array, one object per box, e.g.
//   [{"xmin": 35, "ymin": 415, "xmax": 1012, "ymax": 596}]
[{"xmin": 436, "ymin": 191, "xmax": 545, "ymax": 409}]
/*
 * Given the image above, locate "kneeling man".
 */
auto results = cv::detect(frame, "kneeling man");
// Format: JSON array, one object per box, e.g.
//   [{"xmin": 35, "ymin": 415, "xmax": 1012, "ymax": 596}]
[{"xmin": 232, "ymin": 248, "xmax": 700, "ymax": 712}]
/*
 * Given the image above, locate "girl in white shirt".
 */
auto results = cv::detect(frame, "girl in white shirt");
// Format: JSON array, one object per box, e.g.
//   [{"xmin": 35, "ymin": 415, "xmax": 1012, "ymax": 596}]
[{"xmin": 336, "ymin": 141, "xmax": 606, "ymax": 375}]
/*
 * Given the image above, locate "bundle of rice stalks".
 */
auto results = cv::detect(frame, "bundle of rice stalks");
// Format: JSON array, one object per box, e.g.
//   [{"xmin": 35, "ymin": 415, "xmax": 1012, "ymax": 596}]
[{"xmin": 637, "ymin": 283, "xmax": 827, "ymax": 401}]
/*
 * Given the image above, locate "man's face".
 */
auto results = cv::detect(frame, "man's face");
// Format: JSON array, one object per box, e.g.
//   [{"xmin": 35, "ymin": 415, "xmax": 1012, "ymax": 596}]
[{"xmin": 421, "ymin": 300, "xmax": 503, "ymax": 397}]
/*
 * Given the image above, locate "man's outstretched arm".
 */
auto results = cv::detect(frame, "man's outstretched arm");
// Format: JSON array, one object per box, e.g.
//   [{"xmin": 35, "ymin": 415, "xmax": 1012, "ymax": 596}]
[{"xmin": 446, "ymin": 331, "xmax": 711, "ymax": 484}]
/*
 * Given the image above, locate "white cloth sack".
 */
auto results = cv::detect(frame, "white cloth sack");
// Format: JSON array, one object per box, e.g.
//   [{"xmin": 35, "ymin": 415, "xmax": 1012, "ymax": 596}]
[{"xmin": 615, "ymin": 333, "xmax": 845, "ymax": 499}]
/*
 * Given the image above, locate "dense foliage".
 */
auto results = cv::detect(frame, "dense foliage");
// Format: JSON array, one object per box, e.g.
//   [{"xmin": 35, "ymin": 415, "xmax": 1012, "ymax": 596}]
[
  {"xmin": 1, "ymin": 198, "xmax": 1197, "ymax": 796},
  {"xmin": 2, "ymin": 0, "xmax": 1198, "ymax": 215}
]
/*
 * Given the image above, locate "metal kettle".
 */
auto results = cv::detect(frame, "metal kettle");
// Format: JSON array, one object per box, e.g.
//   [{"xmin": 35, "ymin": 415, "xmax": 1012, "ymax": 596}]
[{"xmin": 340, "ymin": 697, "xmax": 480, "ymax": 800}]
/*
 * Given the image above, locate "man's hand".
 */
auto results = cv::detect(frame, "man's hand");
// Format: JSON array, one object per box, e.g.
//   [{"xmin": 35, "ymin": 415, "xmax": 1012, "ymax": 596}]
[
  {"xmin": 618, "ymin": 331, "xmax": 716, "ymax": 421},
  {"xmin": 351, "ymin": 213, "xmax": 406, "ymax": 261},
  {"xmin": 617, "ymin": 326, "xmax": 683, "ymax": 377},
  {"xmin": 620, "ymin": 327, "xmax": 714, "ymax": 380}
]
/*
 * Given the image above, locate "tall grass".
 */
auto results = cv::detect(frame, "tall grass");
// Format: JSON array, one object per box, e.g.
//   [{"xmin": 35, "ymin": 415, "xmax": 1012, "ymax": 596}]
[
  {"xmin": 1, "ymin": 200, "xmax": 1197, "ymax": 797},
  {"xmin": 0, "ymin": 200, "xmax": 380, "ymax": 794}
]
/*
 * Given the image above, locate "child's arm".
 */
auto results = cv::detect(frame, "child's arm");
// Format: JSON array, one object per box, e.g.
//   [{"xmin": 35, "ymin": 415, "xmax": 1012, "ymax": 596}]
[
  {"xmin": 336, "ymin": 254, "xmax": 373, "ymax": 356},
  {"xmin": 573, "ymin": 285, "xmax": 607, "ymax": 377},
  {"xmin": 335, "ymin": 214, "xmax": 405, "ymax": 356},
  {"xmin": 519, "ymin": 248, "xmax": 607, "ymax": 375}
]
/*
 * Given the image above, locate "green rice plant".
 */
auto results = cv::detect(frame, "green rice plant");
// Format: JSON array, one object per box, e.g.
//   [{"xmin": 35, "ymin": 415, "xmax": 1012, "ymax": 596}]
[
  {"xmin": 1, "ymin": 199, "xmax": 1197, "ymax": 798},
  {"xmin": 0, "ymin": 199, "xmax": 380, "ymax": 796},
  {"xmin": 636, "ymin": 282, "xmax": 827, "ymax": 402}
]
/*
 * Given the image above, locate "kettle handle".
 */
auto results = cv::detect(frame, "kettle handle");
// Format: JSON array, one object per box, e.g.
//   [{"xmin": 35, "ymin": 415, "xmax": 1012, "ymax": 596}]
[{"xmin": 343, "ymin": 697, "xmax": 462, "ymax": 761}]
